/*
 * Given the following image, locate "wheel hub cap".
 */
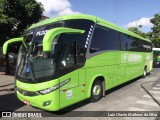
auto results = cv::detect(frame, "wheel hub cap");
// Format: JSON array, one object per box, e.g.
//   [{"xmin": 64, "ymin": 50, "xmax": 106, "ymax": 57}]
[{"xmin": 93, "ymin": 85, "xmax": 101, "ymax": 96}]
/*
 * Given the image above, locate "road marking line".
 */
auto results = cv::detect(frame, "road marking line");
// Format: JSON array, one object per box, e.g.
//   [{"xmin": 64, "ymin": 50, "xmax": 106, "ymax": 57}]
[
  {"xmin": 156, "ymin": 84, "xmax": 160, "ymax": 87},
  {"xmin": 143, "ymin": 93, "xmax": 160, "ymax": 100},
  {"xmin": 155, "ymin": 97, "xmax": 160, "ymax": 100},
  {"xmin": 143, "ymin": 94, "xmax": 151, "ymax": 98},
  {"xmin": 153, "ymin": 87, "xmax": 160, "ymax": 90},
  {"xmin": 149, "ymin": 90, "xmax": 160, "ymax": 94},
  {"xmin": 143, "ymin": 94, "xmax": 160, "ymax": 100},
  {"xmin": 128, "ymin": 107, "xmax": 149, "ymax": 111},
  {"xmin": 136, "ymin": 100, "xmax": 158, "ymax": 107}
]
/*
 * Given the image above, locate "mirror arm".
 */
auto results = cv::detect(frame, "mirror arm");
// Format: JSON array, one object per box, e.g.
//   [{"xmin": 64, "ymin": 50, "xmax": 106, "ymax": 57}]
[
  {"xmin": 3, "ymin": 37, "xmax": 24, "ymax": 54},
  {"xmin": 42, "ymin": 27, "xmax": 85, "ymax": 52}
]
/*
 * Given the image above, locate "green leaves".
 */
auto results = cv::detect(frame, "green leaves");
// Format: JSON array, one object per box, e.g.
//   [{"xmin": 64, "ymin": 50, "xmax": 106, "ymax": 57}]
[
  {"xmin": 150, "ymin": 13, "xmax": 160, "ymax": 47},
  {"xmin": 128, "ymin": 27, "xmax": 146, "ymax": 38},
  {"xmin": 0, "ymin": 0, "xmax": 44, "ymax": 45},
  {"xmin": 128, "ymin": 13, "xmax": 160, "ymax": 47}
]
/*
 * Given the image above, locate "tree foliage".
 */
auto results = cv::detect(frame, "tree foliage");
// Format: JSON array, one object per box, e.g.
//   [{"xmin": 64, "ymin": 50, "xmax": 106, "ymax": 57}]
[
  {"xmin": 128, "ymin": 27, "xmax": 147, "ymax": 38},
  {"xmin": 128, "ymin": 13, "xmax": 160, "ymax": 47},
  {"xmin": 150, "ymin": 13, "xmax": 160, "ymax": 47},
  {"xmin": 0, "ymin": 0, "xmax": 44, "ymax": 45}
]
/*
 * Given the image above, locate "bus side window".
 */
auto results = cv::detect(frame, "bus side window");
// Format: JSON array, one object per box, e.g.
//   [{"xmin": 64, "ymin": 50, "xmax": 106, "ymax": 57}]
[
  {"xmin": 89, "ymin": 25, "xmax": 120, "ymax": 53},
  {"xmin": 59, "ymin": 42, "xmax": 76, "ymax": 69}
]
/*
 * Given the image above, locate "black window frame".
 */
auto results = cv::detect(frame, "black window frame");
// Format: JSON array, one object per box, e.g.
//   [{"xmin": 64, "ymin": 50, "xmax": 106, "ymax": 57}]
[
  {"xmin": 89, "ymin": 24, "xmax": 121, "ymax": 53},
  {"xmin": 120, "ymin": 33, "xmax": 152, "ymax": 52},
  {"xmin": 89, "ymin": 23, "xmax": 152, "ymax": 54}
]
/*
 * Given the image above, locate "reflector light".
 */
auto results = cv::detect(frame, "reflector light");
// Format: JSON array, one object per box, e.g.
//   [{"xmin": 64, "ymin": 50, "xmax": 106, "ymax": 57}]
[{"xmin": 24, "ymin": 100, "xmax": 30, "ymax": 105}]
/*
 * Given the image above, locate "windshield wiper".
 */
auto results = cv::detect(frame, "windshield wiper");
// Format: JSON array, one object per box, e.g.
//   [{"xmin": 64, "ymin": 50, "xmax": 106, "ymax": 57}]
[
  {"xmin": 25, "ymin": 43, "xmax": 36, "ymax": 82},
  {"xmin": 29, "ymin": 61, "xmax": 36, "ymax": 82}
]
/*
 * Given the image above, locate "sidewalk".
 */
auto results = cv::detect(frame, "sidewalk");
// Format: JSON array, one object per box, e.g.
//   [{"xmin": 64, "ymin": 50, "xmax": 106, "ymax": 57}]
[
  {"xmin": 0, "ymin": 72, "xmax": 14, "ymax": 92},
  {"xmin": 141, "ymin": 79, "xmax": 160, "ymax": 106}
]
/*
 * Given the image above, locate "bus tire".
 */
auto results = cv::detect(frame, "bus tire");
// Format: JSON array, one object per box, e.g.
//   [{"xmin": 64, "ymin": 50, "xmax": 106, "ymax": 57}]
[
  {"xmin": 143, "ymin": 66, "xmax": 147, "ymax": 78},
  {"xmin": 91, "ymin": 80, "xmax": 103, "ymax": 102}
]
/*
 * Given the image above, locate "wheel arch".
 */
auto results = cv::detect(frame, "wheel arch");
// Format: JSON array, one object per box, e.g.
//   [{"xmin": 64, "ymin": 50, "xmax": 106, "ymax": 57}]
[
  {"xmin": 144, "ymin": 64, "xmax": 147, "ymax": 72},
  {"xmin": 144, "ymin": 65, "xmax": 147, "ymax": 68},
  {"xmin": 86, "ymin": 75, "xmax": 106, "ymax": 99}
]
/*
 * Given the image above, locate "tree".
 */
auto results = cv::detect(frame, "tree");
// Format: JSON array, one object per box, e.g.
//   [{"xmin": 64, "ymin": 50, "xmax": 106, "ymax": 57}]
[
  {"xmin": 128, "ymin": 26, "xmax": 147, "ymax": 38},
  {"xmin": 0, "ymin": 0, "xmax": 44, "ymax": 45},
  {"xmin": 150, "ymin": 13, "xmax": 160, "ymax": 47},
  {"xmin": 0, "ymin": 0, "xmax": 44, "ymax": 74},
  {"xmin": 128, "ymin": 13, "xmax": 160, "ymax": 47}
]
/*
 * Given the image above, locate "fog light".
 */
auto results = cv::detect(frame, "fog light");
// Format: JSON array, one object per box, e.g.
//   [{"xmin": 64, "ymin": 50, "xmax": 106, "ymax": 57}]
[{"xmin": 43, "ymin": 100, "xmax": 52, "ymax": 106}]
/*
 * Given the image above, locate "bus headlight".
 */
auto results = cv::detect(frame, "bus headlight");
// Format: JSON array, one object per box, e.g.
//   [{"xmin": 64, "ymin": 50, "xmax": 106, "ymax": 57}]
[
  {"xmin": 37, "ymin": 78, "xmax": 71, "ymax": 95},
  {"xmin": 37, "ymin": 84, "xmax": 60, "ymax": 95}
]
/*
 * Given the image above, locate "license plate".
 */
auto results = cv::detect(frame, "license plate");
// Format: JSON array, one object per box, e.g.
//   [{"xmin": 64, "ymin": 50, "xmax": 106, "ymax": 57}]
[{"xmin": 24, "ymin": 100, "xmax": 30, "ymax": 105}]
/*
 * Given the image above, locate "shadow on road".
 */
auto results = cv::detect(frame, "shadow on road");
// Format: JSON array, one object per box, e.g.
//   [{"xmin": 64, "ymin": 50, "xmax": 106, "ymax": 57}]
[
  {"xmin": 0, "ymin": 72, "xmax": 15, "ymax": 77},
  {"xmin": 153, "ymin": 64, "xmax": 160, "ymax": 68},
  {"xmin": 0, "ymin": 93, "xmax": 25, "ymax": 111},
  {"xmin": 0, "ymin": 65, "xmax": 16, "ymax": 76},
  {"xmin": 0, "ymin": 74, "xmax": 150, "ymax": 117},
  {"xmin": 0, "ymin": 83, "xmax": 14, "ymax": 88},
  {"xmin": 34, "ymin": 99, "xmax": 91, "ymax": 116},
  {"xmin": 43, "ymin": 76, "xmax": 146, "ymax": 116},
  {"xmin": 105, "ymin": 76, "xmax": 143, "ymax": 96}
]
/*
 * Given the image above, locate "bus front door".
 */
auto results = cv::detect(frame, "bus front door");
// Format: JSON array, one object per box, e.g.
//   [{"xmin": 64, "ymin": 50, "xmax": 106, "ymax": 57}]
[{"xmin": 58, "ymin": 42, "xmax": 85, "ymax": 109}]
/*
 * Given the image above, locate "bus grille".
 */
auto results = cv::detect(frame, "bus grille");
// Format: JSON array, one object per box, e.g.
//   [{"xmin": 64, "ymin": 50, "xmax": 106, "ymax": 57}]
[{"xmin": 16, "ymin": 87, "xmax": 39, "ymax": 96}]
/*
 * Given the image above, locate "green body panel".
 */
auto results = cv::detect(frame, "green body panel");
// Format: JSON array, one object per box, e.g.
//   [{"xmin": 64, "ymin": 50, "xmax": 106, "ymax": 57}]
[
  {"xmin": 60, "ymin": 69, "xmax": 87, "ymax": 107},
  {"xmin": 16, "ymin": 51, "xmax": 153, "ymax": 111},
  {"xmin": 16, "ymin": 68, "xmax": 86, "ymax": 111},
  {"xmin": 3, "ymin": 37, "xmax": 24, "ymax": 54},
  {"xmin": 84, "ymin": 51, "xmax": 153, "ymax": 98},
  {"xmin": 43, "ymin": 27, "xmax": 84, "ymax": 51},
  {"xmin": 16, "ymin": 79, "xmax": 60, "ymax": 111},
  {"xmin": 3, "ymin": 14, "xmax": 152, "ymax": 111}
]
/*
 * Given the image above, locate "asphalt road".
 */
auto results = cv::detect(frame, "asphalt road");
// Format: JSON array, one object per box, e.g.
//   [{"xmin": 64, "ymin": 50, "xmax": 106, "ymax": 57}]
[{"xmin": 0, "ymin": 68, "xmax": 160, "ymax": 120}]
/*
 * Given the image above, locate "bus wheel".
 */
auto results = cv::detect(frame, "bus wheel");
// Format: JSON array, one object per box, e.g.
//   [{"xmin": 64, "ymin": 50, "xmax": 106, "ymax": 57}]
[
  {"xmin": 91, "ymin": 80, "xmax": 103, "ymax": 102},
  {"xmin": 143, "ymin": 66, "xmax": 147, "ymax": 78}
]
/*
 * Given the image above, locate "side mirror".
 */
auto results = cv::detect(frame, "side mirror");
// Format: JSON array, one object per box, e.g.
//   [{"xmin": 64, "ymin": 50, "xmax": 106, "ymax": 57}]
[
  {"xmin": 3, "ymin": 37, "xmax": 26, "ymax": 54},
  {"xmin": 42, "ymin": 27, "xmax": 85, "ymax": 52}
]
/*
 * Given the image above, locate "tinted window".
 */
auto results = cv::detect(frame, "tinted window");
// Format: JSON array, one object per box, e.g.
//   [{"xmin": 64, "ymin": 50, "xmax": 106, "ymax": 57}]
[
  {"xmin": 142, "ymin": 41, "xmax": 152, "ymax": 52},
  {"xmin": 90, "ymin": 25, "xmax": 120, "ymax": 53},
  {"xmin": 64, "ymin": 19, "xmax": 95, "ymax": 64},
  {"xmin": 120, "ymin": 33, "xmax": 152, "ymax": 52},
  {"xmin": 58, "ymin": 42, "xmax": 76, "ymax": 69},
  {"xmin": 65, "ymin": 19, "xmax": 94, "ymax": 50},
  {"xmin": 120, "ymin": 33, "xmax": 136, "ymax": 51}
]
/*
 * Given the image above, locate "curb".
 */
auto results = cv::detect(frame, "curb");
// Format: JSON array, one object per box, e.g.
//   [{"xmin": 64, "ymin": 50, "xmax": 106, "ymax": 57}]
[
  {"xmin": 0, "ymin": 87, "xmax": 14, "ymax": 92},
  {"xmin": 0, "ymin": 83, "xmax": 14, "ymax": 87}
]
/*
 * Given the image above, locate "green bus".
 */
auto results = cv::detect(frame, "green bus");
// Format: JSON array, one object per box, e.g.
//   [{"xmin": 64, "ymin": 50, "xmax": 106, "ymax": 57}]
[
  {"xmin": 153, "ymin": 48, "xmax": 160, "ymax": 65},
  {"xmin": 3, "ymin": 14, "xmax": 153, "ymax": 111}
]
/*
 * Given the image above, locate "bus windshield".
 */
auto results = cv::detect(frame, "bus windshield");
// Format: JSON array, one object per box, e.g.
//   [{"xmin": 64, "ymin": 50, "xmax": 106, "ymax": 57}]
[
  {"xmin": 16, "ymin": 22, "xmax": 63, "ymax": 83},
  {"xmin": 16, "ymin": 19, "xmax": 94, "ymax": 83}
]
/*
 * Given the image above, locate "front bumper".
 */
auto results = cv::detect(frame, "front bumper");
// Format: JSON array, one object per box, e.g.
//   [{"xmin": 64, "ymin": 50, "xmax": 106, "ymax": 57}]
[
  {"xmin": 16, "ymin": 79, "xmax": 60, "ymax": 111},
  {"xmin": 17, "ymin": 89, "xmax": 60, "ymax": 111}
]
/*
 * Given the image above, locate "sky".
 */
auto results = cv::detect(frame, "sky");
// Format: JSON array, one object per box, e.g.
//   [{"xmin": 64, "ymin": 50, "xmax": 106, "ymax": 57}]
[{"xmin": 36, "ymin": 0, "xmax": 160, "ymax": 33}]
